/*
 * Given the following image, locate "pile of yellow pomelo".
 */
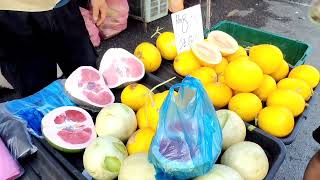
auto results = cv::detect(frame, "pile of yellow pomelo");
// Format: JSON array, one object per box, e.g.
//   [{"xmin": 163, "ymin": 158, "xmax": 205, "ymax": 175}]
[
  {"xmin": 120, "ymin": 83, "xmax": 178, "ymax": 155},
  {"xmin": 132, "ymin": 30, "xmax": 320, "ymax": 139}
]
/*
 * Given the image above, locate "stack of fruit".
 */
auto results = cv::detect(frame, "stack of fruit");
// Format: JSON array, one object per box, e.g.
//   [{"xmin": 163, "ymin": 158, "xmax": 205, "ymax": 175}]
[{"xmin": 168, "ymin": 30, "xmax": 320, "ymax": 138}]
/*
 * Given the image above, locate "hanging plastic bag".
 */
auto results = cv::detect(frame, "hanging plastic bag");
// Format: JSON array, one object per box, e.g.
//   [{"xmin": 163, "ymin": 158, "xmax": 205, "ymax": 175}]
[
  {"xmin": 80, "ymin": 7, "xmax": 101, "ymax": 47},
  {"xmin": 148, "ymin": 76, "xmax": 223, "ymax": 179},
  {"xmin": 98, "ymin": 0, "xmax": 129, "ymax": 39},
  {"xmin": 0, "ymin": 138, "xmax": 24, "ymax": 179},
  {"xmin": 3, "ymin": 79, "xmax": 76, "ymax": 137}
]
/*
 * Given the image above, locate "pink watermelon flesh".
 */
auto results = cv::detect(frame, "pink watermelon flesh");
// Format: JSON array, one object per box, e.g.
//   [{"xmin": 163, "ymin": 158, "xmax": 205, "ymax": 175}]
[
  {"xmin": 83, "ymin": 90, "xmax": 114, "ymax": 106},
  {"xmin": 58, "ymin": 128, "xmax": 92, "ymax": 145},
  {"xmin": 42, "ymin": 106, "xmax": 96, "ymax": 152},
  {"xmin": 65, "ymin": 66, "xmax": 115, "ymax": 107}
]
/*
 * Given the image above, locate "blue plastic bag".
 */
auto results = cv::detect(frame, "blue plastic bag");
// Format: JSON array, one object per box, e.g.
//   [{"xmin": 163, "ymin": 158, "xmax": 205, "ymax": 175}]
[
  {"xmin": 3, "ymin": 80, "xmax": 76, "ymax": 137},
  {"xmin": 148, "ymin": 76, "xmax": 223, "ymax": 180}
]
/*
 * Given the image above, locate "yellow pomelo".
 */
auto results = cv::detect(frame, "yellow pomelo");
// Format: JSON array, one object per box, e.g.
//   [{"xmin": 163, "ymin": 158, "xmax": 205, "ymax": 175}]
[
  {"xmin": 277, "ymin": 78, "xmax": 313, "ymax": 101},
  {"xmin": 224, "ymin": 59, "xmax": 264, "ymax": 92},
  {"xmin": 134, "ymin": 42, "xmax": 162, "ymax": 72},
  {"xmin": 156, "ymin": 32, "xmax": 177, "ymax": 60},
  {"xmin": 249, "ymin": 44, "xmax": 283, "ymax": 74},
  {"xmin": 191, "ymin": 40, "xmax": 222, "ymax": 66},
  {"xmin": 190, "ymin": 67, "xmax": 217, "ymax": 85},
  {"xmin": 226, "ymin": 46, "xmax": 247, "ymax": 62},
  {"xmin": 121, "ymin": 83, "xmax": 151, "ymax": 111},
  {"xmin": 257, "ymin": 106, "xmax": 294, "ymax": 137},
  {"xmin": 136, "ymin": 107, "xmax": 147, "ymax": 129},
  {"xmin": 205, "ymin": 82, "xmax": 233, "ymax": 108},
  {"xmin": 253, "ymin": 75, "xmax": 277, "ymax": 101},
  {"xmin": 207, "ymin": 30, "xmax": 239, "ymax": 56},
  {"xmin": 270, "ymin": 59, "xmax": 289, "ymax": 81},
  {"xmin": 228, "ymin": 93, "xmax": 262, "ymax": 122},
  {"xmin": 288, "ymin": 64, "xmax": 320, "ymax": 88},
  {"xmin": 173, "ymin": 50, "xmax": 201, "ymax": 76},
  {"xmin": 267, "ymin": 89, "xmax": 305, "ymax": 117},
  {"xmin": 217, "ymin": 73, "xmax": 226, "ymax": 83},
  {"xmin": 213, "ymin": 57, "xmax": 228, "ymax": 74},
  {"xmin": 126, "ymin": 128, "xmax": 155, "ymax": 155}
]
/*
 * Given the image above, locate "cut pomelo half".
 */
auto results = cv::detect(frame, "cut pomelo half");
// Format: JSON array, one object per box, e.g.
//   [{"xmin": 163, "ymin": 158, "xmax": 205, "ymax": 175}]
[
  {"xmin": 99, "ymin": 48, "xmax": 145, "ymax": 89},
  {"xmin": 207, "ymin": 30, "xmax": 239, "ymax": 56},
  {"xmin": 42, "ymin": 106, "xmax": 96, "ymax": 153},
  {"xmin": 191, "ymin": 40, "xmax": 222, "ymax": 66},
  {"xmin": 65, "ymin": 66, "xmax": 115, "ymax": 110}
]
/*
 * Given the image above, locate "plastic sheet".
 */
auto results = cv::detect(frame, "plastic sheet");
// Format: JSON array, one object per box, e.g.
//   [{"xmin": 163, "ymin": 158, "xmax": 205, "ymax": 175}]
[
  {"xmin": 0, "ymin": 111, "xmax": 37, "ymax": 160},
  {"xmin": 4, "ymin": 80, "xmax": 76, "ymax": 137},
  {"xmin": 149, "ymin": 76, "xmax": 223, "ymax": 179},
  {"xmin": 0, "ymin": 138, "xmax": 24, "ymax": 179}
]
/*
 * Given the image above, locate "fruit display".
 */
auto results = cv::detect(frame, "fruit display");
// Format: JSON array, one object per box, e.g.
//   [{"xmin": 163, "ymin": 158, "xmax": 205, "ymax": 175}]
[
  {"xmin": 95, "ymin": 103, "xmax": 137, "ymax": 141},
  {"xmin": 65, "ymin": 66, "xmax": 115, "ymax": 109},
  {"xmin": 99, "ymin": 48, "xmax": 145, "ymax": 88},
  {"xmin": 156, "ymin": 32, "xmax": 178, "ymax": 61},
  {"xmin": 221, "ymin": 141, "xmax": 269, "ymax": 180},
  {"xmin": 120, "ymin": 83, "xmax": 151, "ymax": 111},
  {"xmin": 39, "ymin": 26, "xmax": 319, "ymax": 180},
  {"xmin": 134, "ymin": 42, "xmax": 162, "ymax": 73},
  {"xmin": 216, "ymin": 110, "xmax": 246, "ymax": 150},
  {"xmin": 194, "ymin": 164, "xmax": 243, "ymax": 180},
  {"xmin": 118, "ymin": 153, "xmax": 156, "ymax": 180},
  {"xmin": 41, "ymin": 106, "xmax": 96, "ymax": 152},
  {"xmin": 83, "ymin": 136, "xmax": 128, "ymax": 180}
]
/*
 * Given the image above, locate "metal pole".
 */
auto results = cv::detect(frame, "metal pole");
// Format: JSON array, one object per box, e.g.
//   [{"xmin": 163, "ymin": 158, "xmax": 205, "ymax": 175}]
[{"xmin": 206, "ymin": 0, "xmax": 211, "ymax": 30}]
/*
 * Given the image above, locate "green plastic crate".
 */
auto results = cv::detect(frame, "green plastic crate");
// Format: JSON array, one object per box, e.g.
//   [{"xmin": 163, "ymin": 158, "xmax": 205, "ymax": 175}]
[{"xmin": 205, "ymin": 20, "xmax": 312, "ymax": 66}]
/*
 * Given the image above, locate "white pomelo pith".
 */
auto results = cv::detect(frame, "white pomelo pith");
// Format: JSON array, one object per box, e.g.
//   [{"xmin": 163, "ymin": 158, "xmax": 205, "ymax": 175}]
[
  {"xmin": 99, "ymin": 48, "xmax": 145, "ymax": 89},
  {"xmin": 207, "ymin": 30, "xmax": 239, "ymax": 56},
  {"xmin": 65, "ymin": 66, "xmax": 115, "ymax": 111},
  {"xmin": 42, "ymin": 106, "xmax": 96, "ymax": 153}
]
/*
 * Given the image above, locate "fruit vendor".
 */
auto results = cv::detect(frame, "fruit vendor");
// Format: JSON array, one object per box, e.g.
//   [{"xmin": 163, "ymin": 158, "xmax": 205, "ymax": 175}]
[{"xmin": 0, "ymin": 0, "xmax": 107, "ymax": 96}]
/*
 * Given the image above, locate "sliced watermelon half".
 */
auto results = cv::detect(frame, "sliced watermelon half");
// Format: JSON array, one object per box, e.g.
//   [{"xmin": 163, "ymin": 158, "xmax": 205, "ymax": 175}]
[{"xmin": 41, "ymin": 106, "xmax": 97, "ymax": 153}]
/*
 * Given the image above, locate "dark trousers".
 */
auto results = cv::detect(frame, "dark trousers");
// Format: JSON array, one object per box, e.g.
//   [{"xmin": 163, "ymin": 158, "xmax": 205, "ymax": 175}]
[{"xmin": 0, "ymin": 0, "xmax": 97, "ymax": 97}]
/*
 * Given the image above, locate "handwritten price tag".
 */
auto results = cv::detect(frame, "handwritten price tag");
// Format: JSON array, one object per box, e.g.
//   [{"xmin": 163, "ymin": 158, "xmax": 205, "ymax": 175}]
[{"xmin": 171, "ymin": 4, "xmax": 204, "ymax": 53}]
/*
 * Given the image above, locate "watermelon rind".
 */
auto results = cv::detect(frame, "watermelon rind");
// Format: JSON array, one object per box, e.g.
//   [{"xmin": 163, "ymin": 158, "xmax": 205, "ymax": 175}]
[{"xmin": 42, "ymin": 106, "xmax": 97, "ymax": 153}]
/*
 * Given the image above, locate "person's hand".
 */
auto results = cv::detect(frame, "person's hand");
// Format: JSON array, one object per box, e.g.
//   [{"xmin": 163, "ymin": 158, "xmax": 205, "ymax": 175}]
[{"xmin": 91, "ymin": 0, "xmax": 107, "ymax": 26}]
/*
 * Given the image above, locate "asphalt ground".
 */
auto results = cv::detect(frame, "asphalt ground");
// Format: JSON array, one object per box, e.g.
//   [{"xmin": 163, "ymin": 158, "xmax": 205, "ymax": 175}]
[{"xmin": 0, "ymin": 0, "xmax": 319, "ymax": 179}]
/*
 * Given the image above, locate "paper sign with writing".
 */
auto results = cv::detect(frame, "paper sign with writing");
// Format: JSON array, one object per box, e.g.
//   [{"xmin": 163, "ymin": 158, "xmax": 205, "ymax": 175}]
[{"xmin": 171, "ymin": 4, "xmax": 204, "ymax": 53}]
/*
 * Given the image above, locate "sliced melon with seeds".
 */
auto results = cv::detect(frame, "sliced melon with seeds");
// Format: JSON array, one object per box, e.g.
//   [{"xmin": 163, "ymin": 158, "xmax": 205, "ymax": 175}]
[
  {"xmin": 191, "ymin": 40, "xmax": 222, "ymax": 66},
  {"xmin": 207, "ymin": 30, "xmax": 239, "ymax": 56}
]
